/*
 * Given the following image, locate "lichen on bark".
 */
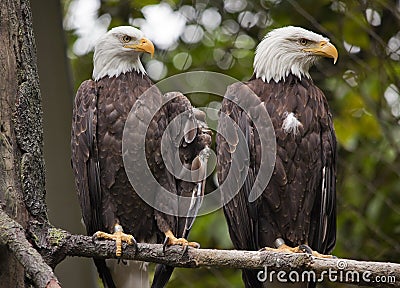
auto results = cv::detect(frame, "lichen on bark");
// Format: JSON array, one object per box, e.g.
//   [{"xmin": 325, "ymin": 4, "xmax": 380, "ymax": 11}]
[{"xmin": 12, "ymin": 2, "xmax": 48, "ymax": 221}]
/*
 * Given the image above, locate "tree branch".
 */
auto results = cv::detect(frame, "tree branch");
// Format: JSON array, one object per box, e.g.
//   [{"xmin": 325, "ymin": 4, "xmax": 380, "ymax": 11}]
[
  {"xmin": 0, "ymin": 209, "xmax": 60, "ymax": 288},
  {"xmin": 30, "ymin": 224, "xmax": 400, "ymax": 288}
]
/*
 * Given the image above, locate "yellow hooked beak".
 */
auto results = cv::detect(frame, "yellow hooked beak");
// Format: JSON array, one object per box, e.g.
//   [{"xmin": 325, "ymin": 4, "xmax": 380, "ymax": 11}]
[
  {"xmin": 124, "ymin": 38, "xmax": 155, "ymax": 58},
  {"xmin": 304, "ymin": 41, "xmax": 338, "ymax": 64}
]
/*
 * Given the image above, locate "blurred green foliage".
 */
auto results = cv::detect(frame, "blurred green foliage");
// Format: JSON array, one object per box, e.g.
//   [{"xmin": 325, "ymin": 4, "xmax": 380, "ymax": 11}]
[{"xmin": 63, "ymin": 0, "xmax": 400, "ymax": 287}]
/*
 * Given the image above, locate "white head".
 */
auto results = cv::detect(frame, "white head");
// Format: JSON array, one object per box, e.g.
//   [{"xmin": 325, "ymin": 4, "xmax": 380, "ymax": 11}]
[
  {"xmin": 92, "ymin": 26, "xmax": 155, "ymax": 81},
  {"xmin": 254, "ymin": 26, "xmax": 338, "ymax": 83}
]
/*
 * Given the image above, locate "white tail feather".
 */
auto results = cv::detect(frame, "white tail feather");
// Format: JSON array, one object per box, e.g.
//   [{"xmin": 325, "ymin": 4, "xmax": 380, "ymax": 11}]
[{"xmin": 106, "ymin": 259, "xmax": 149, "ymax": 288}]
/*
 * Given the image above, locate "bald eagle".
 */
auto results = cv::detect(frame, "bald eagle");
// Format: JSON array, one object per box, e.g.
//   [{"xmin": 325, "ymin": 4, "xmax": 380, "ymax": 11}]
[
  {"xmin": 71, "ymin": 26, "xmax": 211, "ymax": 288},
  {"xmin": 216, "ymin": 26, "xmax": 338, "ymax": 287}
]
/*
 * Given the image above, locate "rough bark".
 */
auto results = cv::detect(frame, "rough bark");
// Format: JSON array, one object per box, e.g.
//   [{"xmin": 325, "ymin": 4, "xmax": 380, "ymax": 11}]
[
  {"xmin": 0, "ymin": 209, "xmax": 59, "ymax": 288},
  {"xmin": 0, "ymin": 0, "xmax": 52, "ymax": 287}
]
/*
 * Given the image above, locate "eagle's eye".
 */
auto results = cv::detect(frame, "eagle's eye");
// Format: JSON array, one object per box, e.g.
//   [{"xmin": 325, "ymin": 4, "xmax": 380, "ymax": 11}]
[
  {"xmin": 299, "ymin": 38, "xmax": 309, "ymax": 46},
  {"xmin": 122, "ymin": 35, "xmax": 132, "ymax": 43}
]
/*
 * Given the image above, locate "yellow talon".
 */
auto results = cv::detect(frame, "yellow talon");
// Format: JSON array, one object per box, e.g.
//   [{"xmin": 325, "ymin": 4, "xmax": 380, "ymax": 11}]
[
  {"xmin": 261, "ymin": 238, "xmax": 334, "ymax": 258},
  {"xmin": 94, "ymin": 224, "xmax": 136, "ymax": 257},
  {"xmin": 164, "ymin": 230, "xmax": 200, "ymax": 249}
]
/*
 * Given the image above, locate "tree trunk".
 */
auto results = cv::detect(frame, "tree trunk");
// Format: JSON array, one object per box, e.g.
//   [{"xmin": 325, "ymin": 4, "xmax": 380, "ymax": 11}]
[{"xmin": 0, "ymin": 0, "xmax": 47, "ymax": 286}]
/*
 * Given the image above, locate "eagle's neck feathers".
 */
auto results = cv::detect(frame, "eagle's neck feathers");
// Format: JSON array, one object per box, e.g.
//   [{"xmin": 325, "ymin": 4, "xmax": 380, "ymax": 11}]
[
  {"xmin": 93, "ymin": 46, "xmax": 146, "ymax": 81},
  {"xmin": 253, "ymin": 39, "xmax": 315, "ymax": 83},
  {"xmin": 253, "ymin": 26, "xmax": 330, "ymax": 83}
]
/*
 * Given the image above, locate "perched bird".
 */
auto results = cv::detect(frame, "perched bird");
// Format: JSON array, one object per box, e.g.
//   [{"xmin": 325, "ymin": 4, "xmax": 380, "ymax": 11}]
[
  {"xmin": 71, "ymin": 26, "xmax": 211, "ymax": 288},
  {"xmin": 216, "ymin": 26, "xmax": 338, "ymax": 287}
]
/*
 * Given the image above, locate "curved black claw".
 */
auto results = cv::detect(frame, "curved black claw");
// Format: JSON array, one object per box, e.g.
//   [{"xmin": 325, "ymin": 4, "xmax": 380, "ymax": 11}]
[
  {"xmin": 162, "ymin": 236, "xmax": 169, "ymax": 254},
  {"xmin": 298, "ymin": 244, "xmax": 313, "ymax": 254},
  {"xmin": 129, "ymin": 236, "xmax": 138, "ymax": 256},
  {"xmin": 118, "ymin": 258, "xmax": 128, "ymax": 265},
  {"xmin": 181, "ymin": 242, "xmax": 200, "ymax": 257},
  {"xmin": 191, "ymin": 242, "xmax": 201, "ymax": 249},
  {"xmin": 131, "ymin": 236, "xmax": 138, "ymax": 249},
  {"xmin": 182, "ymin": 244, "xmax": 189, "ymax": 257}
]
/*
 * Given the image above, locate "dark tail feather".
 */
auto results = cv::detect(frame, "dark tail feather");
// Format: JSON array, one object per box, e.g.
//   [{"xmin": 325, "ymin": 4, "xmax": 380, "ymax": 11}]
[
  {"xmin": 308, "ymin": 282, "xmax": 316, "ymax": 288},
  {"xmin": 151, "ymin": 264, "xmax": 174, "ymax": 288},
  {"xmin": 94, "ymin": 259, "xmax": 116, "ymax": 288},
  {"xmin": 242, "ymin": 269, "xmax": 264, "ymax": 288}
]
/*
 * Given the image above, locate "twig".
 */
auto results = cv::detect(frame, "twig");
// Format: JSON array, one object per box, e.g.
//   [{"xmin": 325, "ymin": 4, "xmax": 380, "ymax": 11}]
[{"xmin": 0, "ymin": 209, "xmax": 60, "ymax": 288}]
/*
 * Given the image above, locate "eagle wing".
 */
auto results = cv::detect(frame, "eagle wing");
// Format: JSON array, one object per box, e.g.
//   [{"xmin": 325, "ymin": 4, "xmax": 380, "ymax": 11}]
[
  {"xmin": 310, "ymin": 96, "xmax": 337, "ymax": 254},
  {"xmin": 216, "ymin": 84, "xmax": 263, "ymax": 288},
  {"xmin": 217, "ymin": 94, "xmax": 260, "ymax": 251},
  {"xmin": 150, "ymin": 92, "xmax": 211, "ymax": 288},
  {"xmin": 71, "ymin": 80, "xmax": 116, "ymax": 287},
  {"xmin": 138, "ymin": 91, "xmax": 211, "ymax": 239},
  {"xmin": 71, "ymin": 79, "xmax": 102, "ymax": 236},
  {"xmin": 124, "ymin": 89, "xmax": 210, "ymax": 288}
]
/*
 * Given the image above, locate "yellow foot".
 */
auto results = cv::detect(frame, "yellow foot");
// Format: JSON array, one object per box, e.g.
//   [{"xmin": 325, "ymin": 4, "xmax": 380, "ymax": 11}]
[
  {"xmin": 163, "ymin": 230, "xmax": 200, "ymax": 253},
  {"xmin": 94, "ymin": 224, "xmax": 136, "ymax": 257},
  {"xmin": 310, "ymin": 250, "xmax": 335, "ymax": 258},
  {"xmin": 260, "ymin": 238, "xmax": 334, "ymax": 258},
  {"xmin": 261, "ymin": 244, "xmax": 303, "ymax": 253}
]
